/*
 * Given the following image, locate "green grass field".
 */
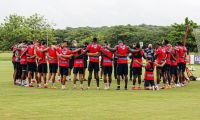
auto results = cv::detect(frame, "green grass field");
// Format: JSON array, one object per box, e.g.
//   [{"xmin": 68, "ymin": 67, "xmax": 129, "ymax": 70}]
[{"xmin": 1, "ymin": 54, "xmax": 200, "ymax": 120}]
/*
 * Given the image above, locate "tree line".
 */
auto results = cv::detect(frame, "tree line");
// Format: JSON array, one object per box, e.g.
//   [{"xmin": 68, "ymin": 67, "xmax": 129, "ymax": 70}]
[{"xmin": 0, "ymin": 14, "xmax": 199, "ymax": 52}]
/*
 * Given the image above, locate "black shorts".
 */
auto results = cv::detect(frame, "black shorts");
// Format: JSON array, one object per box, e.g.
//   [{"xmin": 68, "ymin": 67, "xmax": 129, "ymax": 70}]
[
  {"xmin": 14, "ymin": 62, "xmax": 21, "ymax": 70},
  {"xmin": 73, "ymin": 67, "xmax": 84, "ymax": 74},
  {"xmin": 162, "ymin": 64, "xmax": 170, "ymax": 73},
  {"xmin": 132, "ymin": 67, "xmax": 142, "ymax": 76},
  {"xmin": 84, "ymin": 60, "xmax": 88, "ymax": 68},
  {"xmin": 100, "ymin": 59, "xmax": 103, "ymax": 68},
  {"xmin": 38, "ymin": 63, "xmax": 48, "ymax": 73},
  {"xmin": 144, "ymin": 80, "xmax": 155, "ymax": 87},
  {"xmin": 178, "ymin": 62, "xmax": 186, "ymax": 72},
  {"xmin": 103, "ymin": 66, "xmax": 112, "ymax": 75},
  {"xmin": 59, "ymin": 66, "xmax": 68, "ymax": 76},
  {"xmin": 21, "ymin": 64, "xmax": 27, "ymax": 72},
  {"xmin": 170, "ymin": 66, "xmax": 177, "ymax": 75},
  {"xmin": 12, "ymin": 62, "xmax": 16, "ymax": 69},
  {"xmin": 117, "ymin": 63, "xmax": 128, "ymax": 75},
  {"xmin": 49, "ymin": 63, "xmax": 58, "ymax": 73},
  {"xmin": 27, "ymin": 62, "xmax": 37, "ymax": 72},
  {"xmin": 88, "ymin": 62, "xmax": 99, "ymax": 73},
  {"xmin": 69, "ymin": 59, "xmax": 74, "ymax": 69}
]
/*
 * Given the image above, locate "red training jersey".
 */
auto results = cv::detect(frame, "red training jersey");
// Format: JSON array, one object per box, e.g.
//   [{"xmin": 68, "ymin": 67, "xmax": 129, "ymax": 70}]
[
  {"xmin": 176, "ymin": 46, "xmax": 187, "ymax": 64},
  {"xmin": 116, "ymin": 45, "xmax": 129, "ymax": 64},
  {"xmin": 132, "ymin": 49, "xmax": 144, "ymax": 68},
  {"xmin": 20, "ymin": 47, "xmax": 28, "ymax": 65},
  {"xmin": 48, "ymin": 46, "xmax": 58, "ymax": 64},
  {"xmin": 155, "ymin": 46, "xmax": 166, "ymax": 64},
  {"xmin": 86, "ymin": 43, "xmax": 102, "ymax": 62},
  {"xmin": 12, "ymin": 46, "xmax": 17, "ymax": 62},
  {"xmin": 102, "ymin": 48, "xmax": 113, "ymax": 66},
  {"xmin": 58, "ymin": 47, "xmax": 72, "ymax": 67},
  {"xmin": 27, "ymin": 44, "xmax": 36, "ymax": 63},
  {"xmin": 36, "ymin": 45, "xmax": 47, "ymax": 65},
  {"xmin": 170, "ymin": 48, "xmax": 177, "ymax": 66},
  {"xmin": 73, "ymin": 49, "xmax": 84, "ymax": 68},
  {"xmin": 144, "ymin": 62, "xmax": 155, "ymax": 81}
]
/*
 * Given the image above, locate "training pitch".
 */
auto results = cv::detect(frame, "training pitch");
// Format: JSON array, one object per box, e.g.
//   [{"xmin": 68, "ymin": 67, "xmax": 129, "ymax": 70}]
[{"xmin": 0, "ymin": 53, "xmax": 200, "ymax": 120}]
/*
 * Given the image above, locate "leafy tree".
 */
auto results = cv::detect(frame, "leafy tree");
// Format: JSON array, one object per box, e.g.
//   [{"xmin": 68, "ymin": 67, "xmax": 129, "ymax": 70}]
[
  {"xmin": 167, "ymin": 17, "xmax": 198, "ymax": 51},
  {"xmin": 0, "ymin": 14, "xmax": 54, "ymax": 51}
]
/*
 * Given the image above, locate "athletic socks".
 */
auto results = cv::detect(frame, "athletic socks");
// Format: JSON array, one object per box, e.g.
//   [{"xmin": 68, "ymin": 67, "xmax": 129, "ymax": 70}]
[
  {"xmin": 68, "ymin": 76, "xmax": 71, "ymax": 81},
  {"xmin": 80, "ymin": 84, "xmax": 83, "ymax": 90},
  {"xmin": 58, "ymin": 76, "xmax": 61, "ymax": 81},
  {"xmin": 116, "ymin": 85, "xmax": 120, "ymax": 90},
  {"xmin": 61, "ymin": 85, "xmax": 66, "ymax": 90},
  {"xmin": 73, "ymin": 84, "xmax": 76, "ymax": 89}
]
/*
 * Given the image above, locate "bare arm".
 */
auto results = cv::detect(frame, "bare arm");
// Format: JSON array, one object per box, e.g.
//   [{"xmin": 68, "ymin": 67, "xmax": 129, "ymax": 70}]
[
  {"xmin": 20, "ymin": 48, "xmax": 28, "ymax": 58},
  {"xmin": 155, "ymin": 61, "xmax": 166, "ymax": 67},
  {"xmin": 132, "ymin": 59, "xmax": 147, "ymax": 67},
  {"xmin": 87, "ymin": 52, "xmax": 99, "ymax": 56},
  {"xmin": 34, "ymin": 49, "xmax": 41, "ymax": 60},
  {"xmin": 106, "ymin": 46, "xmax": 117, "ymax": 52},
  {"xmin": 27, "ymin": 55, "xmax": 36, "ymax": 59},
  {"xmin": 170, "ymin": 53, "xmax": 176, "ymax": 60},
  {"xmin": 36, "ymin": 47, "xmax": 49, "ymax": 52},
  {"xmin": 100, "ymin": 50, "xmax": 113, "ymax": 60},
  {"xmin": 75, "ymin": 49, "xmax": 88, "ymax": 58},
  {"xmin": 61, "ymin": 54, "xmax": 73, "ymax": 59},
  {"xmin": 128, "ymin": 47, "xmax": 140, "ymax": 53},
  {"xmin": 72, "ymin": 48, "xmax": 81, "ymax": 53}
]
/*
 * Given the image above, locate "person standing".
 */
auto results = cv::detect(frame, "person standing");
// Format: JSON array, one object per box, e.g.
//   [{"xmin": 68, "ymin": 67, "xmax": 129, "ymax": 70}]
[
  {"xmin": 35, "ymin": 41, "xmax": 48, "ymax": 88},
  {"xmin": 102, "ymin": 42, "xmax": 113, "ymax": 89},
  {"xmin": 27, "ymin": 41, "xmax": 37, "ymax": 87},
  {"xmin": 106, "ymin": 40, "xmax": 139, "ymax": 90},
  {"xmin": 57, "ymin": 41, "xmax": 73, "ymax": 90},
  {"xmin": 47, "ymin": 43, "xmax": 58, "ymax": 88},
  {"xmin": 131, "ymin": 43, "xmax": 146, "ymax": 90}
]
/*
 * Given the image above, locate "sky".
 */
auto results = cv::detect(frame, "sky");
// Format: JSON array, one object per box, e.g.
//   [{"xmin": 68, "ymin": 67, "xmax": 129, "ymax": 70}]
[{"xmin": 0, "ymin": 0, "xmax": 200, "ymax": 29}]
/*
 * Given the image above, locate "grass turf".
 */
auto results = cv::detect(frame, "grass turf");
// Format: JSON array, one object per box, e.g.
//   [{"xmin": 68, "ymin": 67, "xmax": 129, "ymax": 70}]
[{"xmin": 0, "ymin": 61, "xmax": 200, "ymax": 120}]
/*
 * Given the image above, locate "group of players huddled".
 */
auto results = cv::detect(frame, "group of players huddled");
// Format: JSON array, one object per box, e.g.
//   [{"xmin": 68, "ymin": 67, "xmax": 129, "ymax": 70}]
[{"xmin": 12, "ymin": 38, "xmax": 188, "ymax": 90}]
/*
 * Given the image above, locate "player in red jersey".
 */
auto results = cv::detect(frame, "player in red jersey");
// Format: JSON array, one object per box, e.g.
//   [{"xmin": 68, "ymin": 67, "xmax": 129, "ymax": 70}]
[
  {"xmin": 35, "ymin": 41, "xmax": 48, "ymax": 88},
  {"xmin": 154, "ymin": 42, "xmax": 166, "ymax": 89},
  {"xmin": 47, "ymin": 42, "xmax": 58, "ymax": 88},
  {"xmin": 12, "ymin": 43, "xmax": 21, "ymax": 85},
  {"xmin": 161, "ymin": 40, "xmax": 171, "ymax": 89},
  {"xmin": 57, "ymin": 40, "xmax": 73, "ymax": 90},
  {"xmin": 55, "ymin": 42, "xmax": 62, "ymax": 81},
  {"xmin": 19, "ymin": 41, "xmax": 28, "ymax": 86},
  {"xmin": 77, "ymin": 38, "xmax": 111, "ymax": 90},
  {"xmin": 102, "ymin": 42, "xmax": 113, "ymax": 90},
  {"xmin": 170, "ymin": 46, "xmax": 178, "ymax": 87},
  {"xmin": 165, "ymin": 44, "xmax": 172, "ymax": 88},
  {"xmin": 106, "ymin": 40, "xmax": 140, "ymax": 90},
  {"xmin": 134, "ymin": 57, "xmax": 166, "ymax": 90},
  {"xmin": 27, "ymin": 41, "xmax": 37, "ymax": 87},
  {"xmin": 176, "ymin": 42, "xmax": 187, "ymax": 86},
  {"xmin": 72, "ymin": 47, "xmax": 85, "ymax": 90},
  {"xmin": 131, "ymin": 43, "xmax": 146, "ymax": 90}
]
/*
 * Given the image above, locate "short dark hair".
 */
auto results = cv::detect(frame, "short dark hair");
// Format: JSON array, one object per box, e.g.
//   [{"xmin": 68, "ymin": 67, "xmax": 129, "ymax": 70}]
[
  {"xmin": 164, "ymin": 40, "xmax": 169, "ymax": 45},
  {"xmin": 23, "ymin": 40, "xmax": 28, "ymax": 44},
  {"xmin": 42, "ymin": 41, "xmax": 46, "ymax": 45},
  {"xmin": 104, "ymin": 41, "xmax": 108, "ymax": 45},
  {"xmin": 177, "ymin": 42, "xmax": 182, "ymax": 46},
  {"xmin": 84, "ymin": 42, "xmax": 89, "ymax": 46},
  {"xmin": 136, "ymin": 42, "xmax": 140, "ymax": 48},
  {"xmin": 93, "ymin": 38, "xmax": 97, "ymax": 42},
  {"xmin": 28, "ymin": 41, "xmax": 33, "ymax": 45},
  {"xmin": 155, "ymin": 43, "xmax": 160, "ymax": 46}
]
